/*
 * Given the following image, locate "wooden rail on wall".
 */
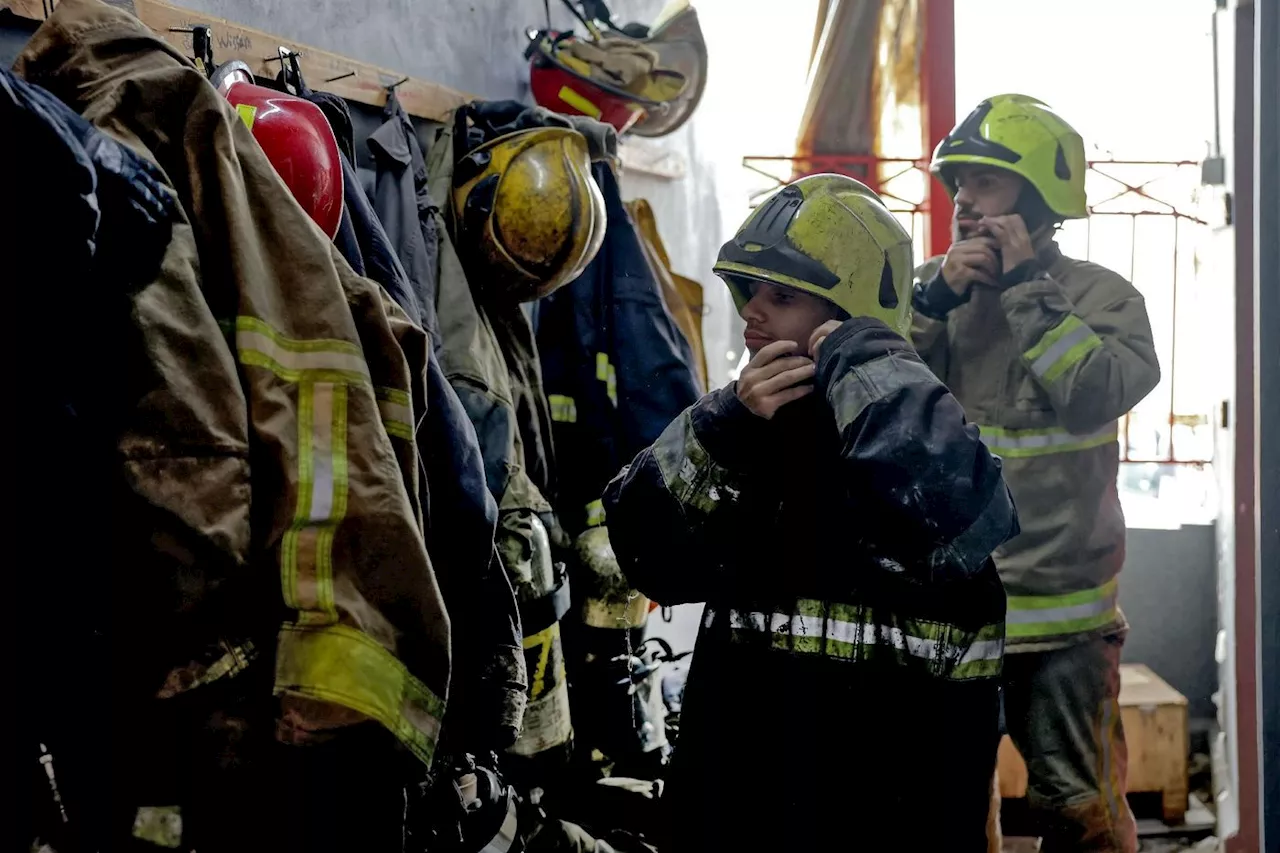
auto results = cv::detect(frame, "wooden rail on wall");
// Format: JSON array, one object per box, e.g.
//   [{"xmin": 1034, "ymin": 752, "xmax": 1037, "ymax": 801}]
[{"xmin": 1, "ymin": 0, "xmax": 474, "ymax": 121}]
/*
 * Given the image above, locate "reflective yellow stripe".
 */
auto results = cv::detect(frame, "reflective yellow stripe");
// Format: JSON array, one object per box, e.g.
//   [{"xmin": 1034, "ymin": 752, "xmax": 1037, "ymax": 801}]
[
  {"xmin": 1006, "ymin": 578, "xmax": 1119, "ymax": 639},
  {"xmin": 549, "ymin": 394, "xmax": 578, "ymax": 424},
  {"xmin": 235, "ymin": 316, "xmax": 371, "ymax": 386},
  {"xmin": 714, "ymin": 600, "xmax": 1004, "ymax": 681},
  {"xmin": 585, "ymin": 499, "xmax": 606, "ymax": 528},
  {"xmin": 235, "ymin": 317, "xmax": 367, "ymax": 629},
  {"xmin": 522, "ymin": 622, "xmax": 561, "ymax": 700},
  {"xmin": 235, "ymin": 102, "xmax": 257, "ymax": 130},
  {"xmin": 283, "ymin": 382, "xmax": 348, "ymax": 626},
  {"xmin": 376, "ymin": 387, "xmax": 414, "ymax": 440},
  {"xmin": 558, "ymin": 85, "xmax": 602, "ymax": 118},
  {"xmin": 977, "ymin": 424, "xmax": 1117, "ymax": 458},
  {"xmin": 234, "ymin": 318, "xmax": 439, "ymax": 763},
  {"xmin": 1022, "ymin": 315, "xmax": 1103, "ymax": 383},
  {"xmin": 275, "ymin": 622, "xmax": 444, "ymax": 765},
  {"xmin": 596, "ymin": 353, "xmax": 617, "ymax": 406}
]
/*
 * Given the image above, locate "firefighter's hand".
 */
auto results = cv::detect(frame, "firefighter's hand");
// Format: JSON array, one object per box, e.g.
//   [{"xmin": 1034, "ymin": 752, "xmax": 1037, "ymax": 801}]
[
  {"xmin": 807, "ymin": 319, "xmax": 845, "ymax": 361},
  {"xmin": 981, "ymin": 214, "xmax": 1035, "ymax": 273},
  {"xmin": 940, "ymin": 236, "xmax": 1001, "ymax": 293},
  {"xmin": 736, "ymin": 340, "xmax": 815, "ymax": 420}
]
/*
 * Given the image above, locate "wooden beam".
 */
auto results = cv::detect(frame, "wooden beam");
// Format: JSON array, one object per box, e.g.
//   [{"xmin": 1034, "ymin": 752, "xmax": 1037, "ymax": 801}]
[{"xmin": 2, "ymin": 0, "xmax": 474, "ymax": 121}]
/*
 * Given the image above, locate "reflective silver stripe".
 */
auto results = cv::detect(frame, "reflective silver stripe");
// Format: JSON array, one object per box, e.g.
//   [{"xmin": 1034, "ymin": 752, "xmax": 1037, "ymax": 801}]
[
  {"xmin": 959, "ymin": 639, "xmax": 1006, "ymax": 667},
  {"xmin": 310, "ymin": 383, "xmax": 335, "ymax": 523},
  {"xmin": 830, "ymin": 353, "xmax": 940, "ymax": 432},
  {"xmin": 236, "ymin": 330, "xmax": 371, "ymax": 378},
  {"xmin": 722, "ymin": 610, "xmax": 1000, "ymax": 665},
  {"xmin": 1029, "ymin": 321, "xmax": 1098, "ymax": 379},
  {"xmin": 977, "ymin": 423, "xmax": 1117, "ymax": 458},
  {"xmin": 1005, "ymin": 593, "xmax": 1117, "ymax": 626}
]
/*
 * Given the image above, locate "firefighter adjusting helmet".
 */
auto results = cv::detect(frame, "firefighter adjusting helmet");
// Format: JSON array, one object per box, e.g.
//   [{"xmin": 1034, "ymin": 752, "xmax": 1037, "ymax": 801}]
[
  {"xmin": 452, "ymin": 126, "xmax": 606, "ymax": 302},
  {"xmin": 210, "ymin": 61, "xmax": 344, "ymax": 239},
  {"xmin": 713, "ymin": 174, "xmax": 914, "ymax": 337},
  {"xmin": 931, "ymin": 93, "xmax": 1088, "ymax": 221}
]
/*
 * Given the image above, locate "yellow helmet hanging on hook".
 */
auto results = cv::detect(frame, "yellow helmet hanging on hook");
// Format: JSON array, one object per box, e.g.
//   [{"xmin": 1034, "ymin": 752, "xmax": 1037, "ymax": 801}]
[{"xmin": 452, "ymin": 126, "xmax": 607, "ymax": 303}]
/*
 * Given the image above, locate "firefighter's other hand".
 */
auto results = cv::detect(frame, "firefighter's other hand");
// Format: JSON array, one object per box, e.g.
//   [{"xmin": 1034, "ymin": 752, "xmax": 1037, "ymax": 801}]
[
  {"xmin": 941, "ymin": 236, "xmax": 1001, "ymax": 293},
  {"xmin": 736, "ymin": 340, "xmax": 815, "ymax": 420},
  {"xmin": 980, "ymin": 214, "xmax": 1035, "ymax": 273},
  {"xmin": 807, "ymin": 320, "xmax": 844, "ymax": 361}
]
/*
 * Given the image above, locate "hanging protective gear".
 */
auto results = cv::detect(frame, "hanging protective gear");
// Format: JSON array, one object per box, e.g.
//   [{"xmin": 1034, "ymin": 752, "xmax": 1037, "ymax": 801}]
[
  {"xmin": 210, "ymin": 61, "xmax": 344, "ymax": 239},
  {"xmin": 452, "ymin": 126, "xmax": 606, "ymax": 303},
  {"xmin": 502, "ymin": 510, "xmax": 575, "ymax": 761},
  {"xmin": 625, "ymin": 1, "xmax": 707, "ymax": 138},
  {"xmin": 930, "ymin": 93, "xmax": 1089, "ymax": 221},
  {"xmin": 526, "ymin": 28, "xmax": 685, "ymax": 134},
  {"xmin": 713, "ymin": 173, "xmax": 915, "ymax": 336}
]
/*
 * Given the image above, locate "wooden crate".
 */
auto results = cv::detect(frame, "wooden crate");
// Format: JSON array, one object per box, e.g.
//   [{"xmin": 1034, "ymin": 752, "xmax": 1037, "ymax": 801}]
[{"xmin": 996, "ymin": 663, "xmax": 1189, "ymax": 823}]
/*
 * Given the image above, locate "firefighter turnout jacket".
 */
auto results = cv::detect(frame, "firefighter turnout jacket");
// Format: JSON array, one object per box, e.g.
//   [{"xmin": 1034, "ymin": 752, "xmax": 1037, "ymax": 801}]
[
  {"xmin": 16, "ymin": 0, "xmax": 451, "ymax": 766},
  {"xmin": 913, "ymin": 240, "xmax": 1160, "ymax": 651},
  {"xmin": 603, "ymin": 318, "xmax": 1018, "ymax": 851}
]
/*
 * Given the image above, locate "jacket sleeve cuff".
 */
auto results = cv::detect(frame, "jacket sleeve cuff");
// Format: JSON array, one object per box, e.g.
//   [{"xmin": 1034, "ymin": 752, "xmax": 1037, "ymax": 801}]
[
  {"xmin": 998, "ymin": 258, "xmax": 1048, "ymax": 289},
  {"xmin": 687, "ymin": 385, "xmax": 773, "ymax": 473},
  {"xmin": 911, "ymin": 271, "xmax": 971, "ymax": 320},
  {"xmin": 814, "ymin": 317, "xmax": 915, "ymax": 393}
]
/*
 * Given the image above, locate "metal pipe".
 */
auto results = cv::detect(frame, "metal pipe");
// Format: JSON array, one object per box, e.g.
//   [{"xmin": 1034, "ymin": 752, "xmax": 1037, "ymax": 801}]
[
  {"xmin": 921, "ymin": 0, "xmax": 957, "ymax": 259},
  {"xmin": 1211, "ymin": 6, "xmax": 1223, "ymax": 157}
]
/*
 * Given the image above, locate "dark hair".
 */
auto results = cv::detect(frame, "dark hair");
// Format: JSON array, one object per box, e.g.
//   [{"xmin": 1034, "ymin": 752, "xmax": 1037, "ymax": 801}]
[{"xmin": 1015, "ymin": 183, "xmax": 1064, "ymax": 233}]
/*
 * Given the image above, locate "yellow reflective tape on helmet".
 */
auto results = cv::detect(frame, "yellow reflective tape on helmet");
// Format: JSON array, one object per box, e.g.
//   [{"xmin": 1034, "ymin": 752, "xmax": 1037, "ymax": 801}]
[
  {"xmin": 275, "ymin": 622, "xmax": 445, "ymax": 766},
  {"xmin": 596, "ymin": 353, "xmax": 617, "ymax": 406},
  {"xmin": 1022, "ymin": 315, "xmax": 1104, "ymax": 383},
  {"xmin": 585, "ymin": 499, "xmax": 606, "ymax": 528},
  {"xmin": 1006, "ymin": 578, "xmax": 1119, "ymax": 640},
  {"xmin": 558, "ymin": 85, "xmax": 602, "ymax": 119},
  {"xmin": 977, "ymin": 423, "xmax": 1117, "ymax": 459},
  {"xmin": 549, "ymin": 394, "xmax": 578, "ymax": 424},
  {"xmin": 236, "ymin": 102, "xmax": 257, "ymax": 131},
  {"xmin": 376, "ymin": 387, "xmax": 414, "ymax": 440}
]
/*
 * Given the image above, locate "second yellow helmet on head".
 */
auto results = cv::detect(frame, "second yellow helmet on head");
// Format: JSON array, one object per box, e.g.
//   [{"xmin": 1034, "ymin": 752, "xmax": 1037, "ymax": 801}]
[
  {"xmin": 713, "ymin": 174, "xmax": 915, "ymax": 337},
  {"xmin": 453, "ymin": 126, "xmax": 606, "ymax": 303},
  {"xmin": 931, "ymin": 93, "xmax": 1088, "ymax": 220}
]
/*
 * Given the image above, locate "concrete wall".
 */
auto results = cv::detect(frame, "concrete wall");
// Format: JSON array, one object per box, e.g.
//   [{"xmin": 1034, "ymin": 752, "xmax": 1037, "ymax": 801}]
[
  {"xmin": 1120, "ymin": 525, "xmax": 1218, "ymax": 721},
  {"xmin": 168, "ymin": 0, "xmax": 732, "ymax": 381},
  {"xmin": 172, "ymin": 0, "xmax": 628, "ymax": 103}
]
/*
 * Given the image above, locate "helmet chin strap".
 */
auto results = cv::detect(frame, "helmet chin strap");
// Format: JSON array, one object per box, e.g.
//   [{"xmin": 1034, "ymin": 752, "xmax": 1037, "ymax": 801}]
[{"xmin": 1013, "ymin": 183, "xmax": 1059, "ymax": 238}]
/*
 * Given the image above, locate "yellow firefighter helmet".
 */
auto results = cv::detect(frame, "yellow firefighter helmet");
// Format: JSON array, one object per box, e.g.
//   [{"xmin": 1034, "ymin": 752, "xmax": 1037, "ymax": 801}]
[
  {"xmin": 714, "ymin": 174, "xmax": 915, "ymax": 336},
  {"xmin": 453, "ymin": 126, "xmax": 607, "ymax": 302},
  {"xmin": 931, "ymin": 93, "xmax": 1088, "ymax": 220}
]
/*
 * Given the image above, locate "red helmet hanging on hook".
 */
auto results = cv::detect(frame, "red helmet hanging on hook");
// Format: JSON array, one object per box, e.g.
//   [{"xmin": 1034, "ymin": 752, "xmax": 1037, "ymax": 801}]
[
  {"xmin": 527, "ymin": 30, "xmax": 664, "ymax": 134},
  {"xmin": 210, "ymin": 61, "xmax": 344, "ymax": 239}
]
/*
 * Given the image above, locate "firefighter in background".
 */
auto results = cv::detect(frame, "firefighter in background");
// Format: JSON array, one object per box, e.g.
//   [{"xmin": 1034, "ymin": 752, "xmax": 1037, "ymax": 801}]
[{"xmin": 914, "ymin": 94, "xmax": 1161, "ymax": 853}]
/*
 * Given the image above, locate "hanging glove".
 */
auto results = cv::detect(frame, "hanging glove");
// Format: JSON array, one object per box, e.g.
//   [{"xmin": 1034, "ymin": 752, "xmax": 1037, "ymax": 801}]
[{"xmin": 574, "ymin": 526, "xmax": 649, "ymax": 631}]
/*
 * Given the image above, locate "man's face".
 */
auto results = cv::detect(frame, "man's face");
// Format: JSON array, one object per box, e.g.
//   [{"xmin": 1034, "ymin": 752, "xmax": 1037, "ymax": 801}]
[
  {"xmin": 950, "ymin": 164, "xmax": 1025, "ymax": 240},
  {"xmin": 740, "ymin": 281, "xmax": 841, "ymax": 357}
]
